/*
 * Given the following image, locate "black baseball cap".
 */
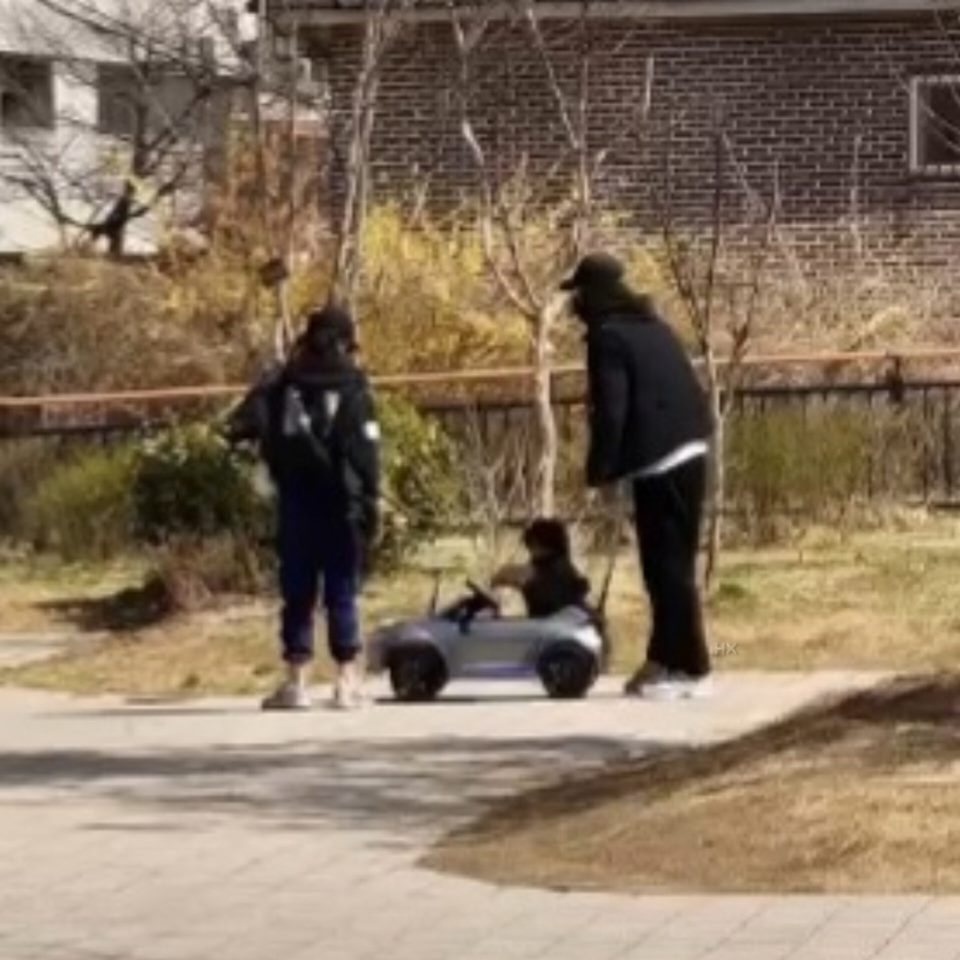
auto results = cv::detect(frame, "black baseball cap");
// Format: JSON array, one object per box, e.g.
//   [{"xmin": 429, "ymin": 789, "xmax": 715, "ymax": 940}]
[{"xmin": 559, "ymin": 253, "xmax": 625, "ymax": 292}]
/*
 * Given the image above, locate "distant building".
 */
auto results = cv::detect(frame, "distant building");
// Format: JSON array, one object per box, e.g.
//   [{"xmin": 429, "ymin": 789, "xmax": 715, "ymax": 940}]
[
  {"xmin": 0, "ymin": 0, "xmax": 243, "ymax": 255},
  {"xmin": 269, "ymin": 0, "xmax": 960, "ymax": 276}
]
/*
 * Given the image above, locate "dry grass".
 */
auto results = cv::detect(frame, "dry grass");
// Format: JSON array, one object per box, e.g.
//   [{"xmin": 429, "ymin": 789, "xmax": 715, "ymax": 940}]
[
  {"xmin": 427, "ymin": 674, "xmax": 960, "ymax": 893},
  {"xmin": 2, "ymin": 515, "xmax": 960, "ymax": 695},
  {"xmin": 0, "ymin": 554, "xmax": 150, "ymax": 633},
  {"xmin": 606, "ymin": 512, "xmax": 960, "ymax": 673},
  {"xmin": 0, "ymin": 554, "xmax": 457, "ymax": 697}
]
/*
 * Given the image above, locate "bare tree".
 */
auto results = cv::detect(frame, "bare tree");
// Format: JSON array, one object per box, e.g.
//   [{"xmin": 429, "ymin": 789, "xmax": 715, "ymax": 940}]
[
  {"xmin": 251, "ymin": 0, "xmax": 411, "ymax": 355},
  {"xmin": 450, "ymin": 0, "xmax": 652, "ymax": 517},
  {"xmin": 242, "ymin": 0, "xmax": 325, "ymax": 359},
  {"xmin": 458, "ymin": 406, "xmax": 537, "ymax": 576},
  {"xmin": 1, "ymin": 0, "xmax": 241, "ymax": 257},
  {"xmin": 657, "ymin": 112, "xmax": 779, "ymax": 587},
  {"xmin": 327, "ymin": 0, "xmax": 409, "ymax": 310}
]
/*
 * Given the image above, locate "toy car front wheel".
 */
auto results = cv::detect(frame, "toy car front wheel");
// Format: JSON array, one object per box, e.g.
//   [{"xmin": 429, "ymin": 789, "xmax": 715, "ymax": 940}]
[
  {"xmin": 537, "ymin": 645, "xmax": 598, "ymax": 700},
  {"xmin": 389, "ymin": 646, "xmax": 448, "ymax": 702}
]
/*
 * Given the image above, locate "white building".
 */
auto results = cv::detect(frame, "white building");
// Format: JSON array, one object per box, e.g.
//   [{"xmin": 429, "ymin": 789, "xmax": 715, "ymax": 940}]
[{"xmin": 0, "ymin": 0, "xmax": 251, "ymax": 255}]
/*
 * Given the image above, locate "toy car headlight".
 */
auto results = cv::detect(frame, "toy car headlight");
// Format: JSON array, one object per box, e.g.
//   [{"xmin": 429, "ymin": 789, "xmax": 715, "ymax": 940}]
[{"xmin": 573, "ymin": 625, "xmax": 601, "ymax": 646}]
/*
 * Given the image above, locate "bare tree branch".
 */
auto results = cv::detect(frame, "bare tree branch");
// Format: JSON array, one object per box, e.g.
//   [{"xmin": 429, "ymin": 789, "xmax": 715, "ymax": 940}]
[
  {"xmin": 451, "ymin": 0, "xmax": 535, "ymax": 317},
  {"xmin": 3, "ymin": 0, "xmax": 233, "ymax": 256}
]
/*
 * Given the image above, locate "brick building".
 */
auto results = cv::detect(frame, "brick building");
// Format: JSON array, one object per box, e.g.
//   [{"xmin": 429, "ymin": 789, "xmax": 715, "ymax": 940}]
[{"xmin": 271, "ymin": 1, "xmax": 960, "ymax": 276}]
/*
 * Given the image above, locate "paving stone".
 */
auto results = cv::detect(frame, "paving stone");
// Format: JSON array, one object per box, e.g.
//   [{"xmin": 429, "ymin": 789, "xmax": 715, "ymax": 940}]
[
  {"xmin": 463, "ymin": 938, "xmax": 554, "ymax": 958},
  {"xmin": 702, "ymin": 947, "xmax": 794, "ymax": 960},
  {"xmin": 0, "ymin": 673, "xmax": 953, "ymax": 960},
  {"xmin": 621, "ymin": 941, "xmax": 712, "ymax": 959}
]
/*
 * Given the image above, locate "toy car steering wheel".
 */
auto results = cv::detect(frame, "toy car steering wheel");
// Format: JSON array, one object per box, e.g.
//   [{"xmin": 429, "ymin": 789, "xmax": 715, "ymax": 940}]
[{"xmin": 466, "ymin": 579, "xmax": 501, "ymax": 614}]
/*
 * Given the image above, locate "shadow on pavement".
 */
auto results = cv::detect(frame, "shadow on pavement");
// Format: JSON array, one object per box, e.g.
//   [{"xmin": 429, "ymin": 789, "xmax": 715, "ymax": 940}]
[
  {"xmin": 4, "ymin": 677, "xmax": 945, "ymax": 854},
  {"xmin": 0, "ymin": 732, "xmax": 656, "ymax": 846}
]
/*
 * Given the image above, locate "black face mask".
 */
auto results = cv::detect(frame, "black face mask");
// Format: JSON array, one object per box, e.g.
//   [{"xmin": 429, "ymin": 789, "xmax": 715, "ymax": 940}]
[{"xmin": 570, "ymin": 290, "xmax": 604, "ymax": 329}]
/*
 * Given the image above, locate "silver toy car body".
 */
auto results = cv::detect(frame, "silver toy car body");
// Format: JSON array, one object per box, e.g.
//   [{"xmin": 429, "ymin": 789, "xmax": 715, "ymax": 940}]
[{"xmin": 367, "ymin": 580, "xmax": 605, "ymax": 701}]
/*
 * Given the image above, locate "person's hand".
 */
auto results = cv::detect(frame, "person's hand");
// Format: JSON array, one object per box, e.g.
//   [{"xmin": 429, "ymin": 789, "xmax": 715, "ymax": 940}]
[{"xmin": 589, "ymin": 484, "xmax": 626, "ymax": 552}]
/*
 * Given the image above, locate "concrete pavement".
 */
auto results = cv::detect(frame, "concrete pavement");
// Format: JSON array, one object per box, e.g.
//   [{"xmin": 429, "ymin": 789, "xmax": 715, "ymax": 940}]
[{"xmin": 0, "ymin": 672, "xmax": 957, "ymax": 960}]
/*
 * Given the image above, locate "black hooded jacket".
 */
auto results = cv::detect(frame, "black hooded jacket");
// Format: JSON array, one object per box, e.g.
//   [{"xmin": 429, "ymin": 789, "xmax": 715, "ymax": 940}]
[
  {"xmin": 523, "ymin": 556, "xmax": 591, "ymax": 619},
  {"xmin": 582, "ymin": 294, "xmax": 711, "ymax": 487},
  {"xmin": 227, "ymin": 346, "xmax": 380, "ymax": 543}
]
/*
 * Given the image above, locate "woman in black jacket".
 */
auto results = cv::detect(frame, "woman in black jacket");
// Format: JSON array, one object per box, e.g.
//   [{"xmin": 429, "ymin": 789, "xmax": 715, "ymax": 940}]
[
  {"xmin": 562, "ymin": 254, "xmax": 713, "ymax": 699},
  {"xmin": 227, "ymin": 305, "xmax": 380, "ymax": 711}
]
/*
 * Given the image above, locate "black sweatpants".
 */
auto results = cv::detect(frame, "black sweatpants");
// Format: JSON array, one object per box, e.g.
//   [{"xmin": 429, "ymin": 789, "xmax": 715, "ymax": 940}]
[{"xmin": 632, "ymin": 456, "xmax": 711, "ymax": 677}]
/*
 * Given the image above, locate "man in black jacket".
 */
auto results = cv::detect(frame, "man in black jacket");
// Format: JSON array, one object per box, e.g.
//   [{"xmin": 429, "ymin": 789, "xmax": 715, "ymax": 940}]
[
  {"xmin": 227, "ymin": 304, "xmax": 380, "ymax": 710},
  {"xmin": 562, "ymin": 254, "xmax": 713, "ymax": 699}
]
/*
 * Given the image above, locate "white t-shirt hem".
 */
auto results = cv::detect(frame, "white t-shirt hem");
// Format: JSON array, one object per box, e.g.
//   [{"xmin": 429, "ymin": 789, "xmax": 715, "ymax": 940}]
[{"xmin": 634, "ymin": 440, "xmax": 709, "ymax": 479}]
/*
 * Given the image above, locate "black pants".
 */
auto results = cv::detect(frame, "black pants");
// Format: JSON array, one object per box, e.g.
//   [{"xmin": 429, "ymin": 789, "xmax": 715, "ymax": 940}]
[{"xmin": 632, "ymin": 456, "xmax": 711, "ymax": 677}]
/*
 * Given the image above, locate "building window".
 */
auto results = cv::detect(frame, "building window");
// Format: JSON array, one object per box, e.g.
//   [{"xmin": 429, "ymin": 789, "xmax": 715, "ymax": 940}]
[
  {"xmin": 910, "ymin": 75, "xmax": 960, "ymax": 175},
  {"xmin": 0, "ymin": 56, "xmax": 54, "ymax": 129},
  {"xmin": 97, "ymin": 64, "xmax": 207, "ymax": 141},
  {"xmin": 97, "ymin": 64, "xmax": 142, "ymax": 137}
]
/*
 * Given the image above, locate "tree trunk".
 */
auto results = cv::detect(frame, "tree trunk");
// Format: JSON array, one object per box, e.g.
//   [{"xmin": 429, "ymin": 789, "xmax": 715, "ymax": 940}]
[
  {"xmin": 332, "ymin": 13, "xmax": 385, "ymax": 313},
  {"xmin": 94, "ymin": 186, "xmax": 133, "ymax": 259},
  {"xmin": 106, "ymin": 222, "xmax": 126, "ymax": 258},
  {"xmin": 533, "ymin": 306, "xmax": 558, "ymax": 518},
  {"xmin": 704, "ymin": 353, "xmax": 724, "ymax": 590}
]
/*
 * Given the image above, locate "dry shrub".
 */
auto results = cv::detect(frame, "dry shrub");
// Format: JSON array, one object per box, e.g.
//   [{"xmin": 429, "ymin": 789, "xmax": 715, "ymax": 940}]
[
  {"xmin": 0, "ymin": 439, "xmax": 61, "ymax": 541},
  {"xmin": 728, "ymin": 406, "xmax": 871, "ymax": 542},
  {"xmin": 726, "ymin": 397, "xmax": 947, "ymax": 543},
  {"xmin": 0, "ymin": 257, "xmax": 247, "ymax": 394},
  {"xmin": 707, "ymin": 235, "xmax": 960, "ymax": 359},
  {"xmin": 355, "ymin": 205, "xmax": 529, "ymax": 374},
  {"xmin": 610, "ymin": 229, "xmax": 960, "ymax": 363},
  {"xmin": 21, "ymin": 443, "xmax": 138, "ymax": 560},
  {"xmin": 151, "ymin": 534, "xmax": 271, "ymax": 611}
]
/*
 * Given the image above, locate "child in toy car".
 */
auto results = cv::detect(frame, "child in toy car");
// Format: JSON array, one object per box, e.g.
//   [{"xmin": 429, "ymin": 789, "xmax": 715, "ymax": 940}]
[{"xmin": 492, "ymin": 518, "xmax": 591, "ymax": 618}]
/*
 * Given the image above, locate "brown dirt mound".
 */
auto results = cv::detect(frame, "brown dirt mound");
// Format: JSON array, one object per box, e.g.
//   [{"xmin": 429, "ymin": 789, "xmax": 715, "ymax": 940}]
[{"xmin": 427, "ymin": 675, "xmax": 960, "ymax": 893}]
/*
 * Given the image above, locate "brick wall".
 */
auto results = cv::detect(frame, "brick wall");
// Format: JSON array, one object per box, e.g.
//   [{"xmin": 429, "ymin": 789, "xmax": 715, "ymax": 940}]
[{"xmin": 310, "ymin": 13, "xmax": 960, "ymax": 275}]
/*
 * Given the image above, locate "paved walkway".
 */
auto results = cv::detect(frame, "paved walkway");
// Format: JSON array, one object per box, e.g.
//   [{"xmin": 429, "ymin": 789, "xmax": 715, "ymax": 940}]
[
  {"xmin": 0, "ymin": 632, "xmax": 94, "ymax": 668},
  {"xmin": 0, "ymin": 672, "xmax": 957, "ymax": 960}
]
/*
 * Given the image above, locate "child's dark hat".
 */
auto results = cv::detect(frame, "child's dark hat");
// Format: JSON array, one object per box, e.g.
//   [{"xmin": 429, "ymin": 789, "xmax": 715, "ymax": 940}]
[{"xmin": 305, "ymin": 303, "xmax": 358, "ymax": 351}]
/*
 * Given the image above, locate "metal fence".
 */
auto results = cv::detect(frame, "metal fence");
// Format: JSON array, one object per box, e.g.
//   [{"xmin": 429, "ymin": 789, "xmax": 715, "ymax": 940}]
[
  {"xmin": 426, "ymin": 378, "xmax": 960, "ymax": 509},
  {"xmin": 3, "ymin": 378, "xmax": 960, "ymax": 519}
]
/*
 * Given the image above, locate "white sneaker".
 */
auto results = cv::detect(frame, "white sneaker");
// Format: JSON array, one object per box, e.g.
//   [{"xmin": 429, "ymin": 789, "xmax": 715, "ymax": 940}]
[
  {"xmin": 331, "ymin": 665, "xmax": 365, "ymax": 711},
  {"xmin": 624, "ymin": 662, "xmax": 670, "ymax": 695},
  {"xmin": 261, "ymin": 681, "xmax": 312, "ymax": 711},
  {"xmin": 670, "ymin": 674, "xmax": 714, "ymax": 699},
  {"xmin": 635, "ymin": 677, "xmax": 685, "ymax": 701}
]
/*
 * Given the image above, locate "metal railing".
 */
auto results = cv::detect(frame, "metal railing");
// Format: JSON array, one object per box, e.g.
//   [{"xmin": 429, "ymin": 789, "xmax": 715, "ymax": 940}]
[
  {"xmin": 424, "ymin": 379, "xmax": 960, "ymax": 507},
  {"xmin": 3, "ymin": 367, "xmax": 960, "ymax": 509}
]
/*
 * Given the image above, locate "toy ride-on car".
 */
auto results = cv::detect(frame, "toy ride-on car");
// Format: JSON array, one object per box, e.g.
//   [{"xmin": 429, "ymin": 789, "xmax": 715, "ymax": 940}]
[{"xmin": 366, "ymin": 579, "xmax": 605, "ymax": 702}]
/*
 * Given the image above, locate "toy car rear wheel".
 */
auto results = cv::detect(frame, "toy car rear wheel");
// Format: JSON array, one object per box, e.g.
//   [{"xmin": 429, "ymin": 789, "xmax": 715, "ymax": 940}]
[
  {"xmin": 537, "ymin": 646, "xmax": 597, "ymax": 700},
  {"xmin": 389, "ymin": 646, "xmax": 448, "ymax": 702}
]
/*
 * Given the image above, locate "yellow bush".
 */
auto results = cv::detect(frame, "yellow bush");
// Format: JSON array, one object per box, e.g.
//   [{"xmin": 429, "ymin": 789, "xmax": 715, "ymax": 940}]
[{"xmin": 355, "ymin": 206, "xmax": 528, "ymax": 374}]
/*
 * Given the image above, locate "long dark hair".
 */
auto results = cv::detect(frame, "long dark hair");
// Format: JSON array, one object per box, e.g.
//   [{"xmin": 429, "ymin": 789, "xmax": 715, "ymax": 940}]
[{"xmin": 573, "ymin": 282, "xmax": 658, "ymax": 326}]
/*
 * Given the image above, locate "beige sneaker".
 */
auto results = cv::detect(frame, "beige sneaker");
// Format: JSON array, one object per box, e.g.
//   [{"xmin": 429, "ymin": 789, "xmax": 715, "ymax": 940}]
[
  {"xmin": 261, "ymin": 681, "xmax": 312, "ymax": 711},
  {"xmin": 331, "ymin": 663, "xmax": 364, "ymax": 710}
]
